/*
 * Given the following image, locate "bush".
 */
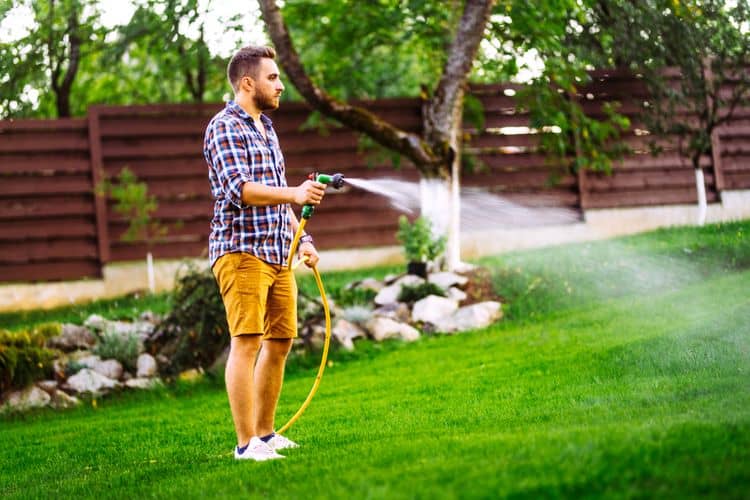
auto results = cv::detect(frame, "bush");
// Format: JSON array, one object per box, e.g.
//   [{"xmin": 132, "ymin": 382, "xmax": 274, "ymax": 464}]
[
  {"xmin": 0, "ymin": 324, "xmax": 60, "ymax": 393},
  {"xmin": 398, "ymin": 282, "xmax": 446, "ymax": 303},
  {"xmin": 396, "ymin": 215, "xmax": 446, "ymax": 263},
  {"xmin": 147, "ymin": 263, "xmax": 228, "ymax": 376},
  {"xmin": 93, "ymin": 328, "xmax": 140, "ymax": 371},
  {"xmin": 332, "ymin": 287, "xmax": 377, "ymax": 307}
]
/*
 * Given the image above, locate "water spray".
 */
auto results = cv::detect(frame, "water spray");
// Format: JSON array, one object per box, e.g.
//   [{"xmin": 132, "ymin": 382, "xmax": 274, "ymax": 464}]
[{"xmin": 277, "ymin": 172, "xmax": 344, "ymax": 436}]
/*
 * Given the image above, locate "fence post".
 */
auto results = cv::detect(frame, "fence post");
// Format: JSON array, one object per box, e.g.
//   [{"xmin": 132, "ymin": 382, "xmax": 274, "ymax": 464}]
[{"xmin": 87, "ymin": 106, "xmax": 111, "ymax": 268}]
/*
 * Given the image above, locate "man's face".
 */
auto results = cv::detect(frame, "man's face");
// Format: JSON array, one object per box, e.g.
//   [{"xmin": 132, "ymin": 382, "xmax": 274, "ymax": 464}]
[{"xmin": 250, "ymin": 58, "xmax": 284, "ymax": 111}]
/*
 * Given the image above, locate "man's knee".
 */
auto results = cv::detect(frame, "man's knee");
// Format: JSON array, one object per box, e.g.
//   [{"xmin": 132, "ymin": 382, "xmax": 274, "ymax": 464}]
[
  {"xmin": 230, "ymin": 334, "xmax": 262, "ymax": 358},
  {"xmin": 263, "ymin": 338, "xmax": 293, "ymax": 360}
]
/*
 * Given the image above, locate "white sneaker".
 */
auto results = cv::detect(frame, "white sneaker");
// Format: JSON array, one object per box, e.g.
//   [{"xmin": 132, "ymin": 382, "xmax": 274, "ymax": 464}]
[
  {"xmin": 266, "ymin": 433, "xmax": 299, "ymax": 451},
  {"xmin": 234, "ymin": 436, "xmax": 285, "ymax": 461}
]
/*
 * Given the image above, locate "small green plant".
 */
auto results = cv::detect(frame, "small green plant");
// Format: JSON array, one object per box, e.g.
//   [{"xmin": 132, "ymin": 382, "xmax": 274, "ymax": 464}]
[
  {"xmin": 64, "ymin": 360, "xmax": 87, "ymax": 378},
  {"xmin": 333, "ymin": 287, "xmax": 378, "ymax": 307},
  {"xmin": 0, "ymin": 324, "xmax": 60, "ymax": 393},
  {"xmin": 398, "ymin": 282, "xmax": 446, "ymax": 303},
  {"xmin": 97, "ymin": 167, "xmax": 174, "ymax": 293},
  {"xmin": 396, "ymin": 215, "xmax": 446, "ymax": 263},
  {"xmin": 93, "ymin": 328, "xmax": 140, "ymax": 370}
]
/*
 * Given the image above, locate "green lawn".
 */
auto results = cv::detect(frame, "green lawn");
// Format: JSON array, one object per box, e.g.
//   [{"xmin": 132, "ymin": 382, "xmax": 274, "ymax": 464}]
[{"xmin": 1, "ymin": 221, "xmax": 749, "ymax": 498}]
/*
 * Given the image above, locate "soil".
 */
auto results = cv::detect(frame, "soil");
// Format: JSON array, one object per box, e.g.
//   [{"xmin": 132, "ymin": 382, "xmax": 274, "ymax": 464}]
[{"xmin": 460, "ymin": 267, "xmax": 504, "ymax": 305}]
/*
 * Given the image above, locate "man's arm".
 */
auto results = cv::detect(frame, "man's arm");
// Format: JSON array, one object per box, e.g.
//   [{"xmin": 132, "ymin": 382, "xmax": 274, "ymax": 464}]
[
  {"xmin": 241, "ymin": 179, "xmax": 325, "ymax": 207},
  {"xmin": 208, "ymin": 119, "xmax": 325, "ymax": 208}
]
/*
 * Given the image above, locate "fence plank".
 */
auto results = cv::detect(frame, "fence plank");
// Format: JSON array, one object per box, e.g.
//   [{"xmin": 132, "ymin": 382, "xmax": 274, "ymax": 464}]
[
  {"xmin": 88, "ymin": 108, "xmax": 111, "ymax": 264},
  {"xmin": 0, "ymin": 218, "xmax": 96, "ymax": 240},
  {"xmin": 0, "ymin": 239, "xmax": 98, "ymax": 264},
  {"xmin": 0, "ymin": 175, "xmax": 92, "ymax": 196},
  {"xmin": 0, "ymin": 196, "xmax": 94, "ymax": 220},
  {"xmin": 0, "ymin": 260, "xmax": 100, "ymax": 282}
]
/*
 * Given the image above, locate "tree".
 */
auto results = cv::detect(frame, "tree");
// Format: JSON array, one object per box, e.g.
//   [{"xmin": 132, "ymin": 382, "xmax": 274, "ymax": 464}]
[
  {"xmin": 110, "ymin": 0, "xmax": 238, "ymax": 104},
  {"xmin": 260, "ymin": 0, "xmax": 495, "ymax": 270},
  {"xmin": 97, "ymin": 167, "xmax": 171, "ymax": 293},
  {"xmin": 0, "ymin": 0, "xmax": 240, "ymax": 118},
  {"xmin": 0, "ymin": 0, "xmax": 105, "ymax": 118},
  {"xmin": 582, "ymin": 0, "xmax": 750, "ymax": 224}
]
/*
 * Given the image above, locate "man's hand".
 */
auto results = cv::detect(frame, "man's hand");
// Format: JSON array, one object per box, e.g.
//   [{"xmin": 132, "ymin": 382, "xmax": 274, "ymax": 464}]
[
  {"xmin": 298, "ymin": 241, "xmax": 319, "ymax": 267},
  {"xmin": 293, "ymin": 180, "xmax": 326, "ymax": 206}
]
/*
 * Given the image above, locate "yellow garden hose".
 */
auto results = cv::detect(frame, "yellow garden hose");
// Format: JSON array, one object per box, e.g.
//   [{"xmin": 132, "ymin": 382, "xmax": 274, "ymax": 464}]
[{"xmin": 276, "ymin": 217, "xmax": 332, "ymax": 435}]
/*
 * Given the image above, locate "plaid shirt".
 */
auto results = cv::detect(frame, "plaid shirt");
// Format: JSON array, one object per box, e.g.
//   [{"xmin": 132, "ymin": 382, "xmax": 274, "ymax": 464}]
[{"xmin": 204, "ymin": 101, "xmax": 292, "ymax": 266}]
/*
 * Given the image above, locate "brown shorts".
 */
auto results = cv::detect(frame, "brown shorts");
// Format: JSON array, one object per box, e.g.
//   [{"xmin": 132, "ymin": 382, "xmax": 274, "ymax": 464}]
[{"xmin": 212, "ymin": 252, "xmax": 298, "ymax": 339}]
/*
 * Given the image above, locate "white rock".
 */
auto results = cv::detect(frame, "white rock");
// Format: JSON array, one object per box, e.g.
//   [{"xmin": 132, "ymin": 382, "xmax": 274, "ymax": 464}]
[
  {"xmin": 365, "ymin": 317, "xmax": 420, "ymax": 342},
  {"xmin": 374, "ymin": 284, "xmax": 401, "ymax": 306},
  {"xmin": 92, "ymin": 359, "xmax": 124, "ymax": 380},
  {"xmin": 51, "ymin": 389, "xmax": 80, "ymax": 409},
  {"xmin": 447, "ymin": 287, "xmax": 468, "ymax": 302},
  {"xmin": 84, "ymin": 314, "xmax": 154, "ymax": 343},
  {"xmin": 374, "ymin": 275, "xmax": 426, "ymax": 306},
  {"xmin": 136, "ymin": 353, "xmax": 158, "ymax": 378},
  {"xmin": 373, "ymin": 302, "xmax": 411, "ymax": 323},
  {"xmin": 125, "ymin": 378, "xmax": 163, "ymax": 390},
  {"xmin": 412, "ymin": 295, "xmax": 459, "ymax": 324},
  {"xmin": 383, "ymin": 273, "xmax": 400, "ymax": 285},
  {"xmin": 4, "ymin": 386, "xmax": 51, "ymax": 411},
  {"xmin": 434, "ymin": 301, "xmax": 503, "ymax": 333},
  {"xmin": 394, "ymin": 275, "xmax": 426, "ymax": 288},
  {"xmin": 47, "ymin": 324, "xmax": 96, "ymax": 351},
  {"xmin": 76, "ymin": 355, "xmax": 123, "ymax": 380},
  {"xmin": 65, "ymin": 368, "xmax": 120, "ymax": 394},
  {"xmin": 428, "ymin": 272, "xmax": 469, "ymax": 291},
  {"xmin": 351, "ymin": 277, "xmax": 384, "ymax": 292},
  {"xmin": 332, "ymin": 319, "xmax": 367, "ymax": 351},
  {"xmin": 36, "ymin": 380, "xmax": 58, "ymax": 394},
  {"xmin": 77, "ymin": 354, "xmax": 102, "ymax": 368}
]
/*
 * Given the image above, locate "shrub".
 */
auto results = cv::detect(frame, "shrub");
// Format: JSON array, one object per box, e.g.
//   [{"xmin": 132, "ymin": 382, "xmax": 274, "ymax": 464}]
[
  {"xmin": 146, "ymin": 263, "xmax": 228, "ymax": 376},
  {"xmin": 398, "ymin": 282, "xmax": 446, "ymax": 303},
  {"xmin": 396, "ymin": 215, "xmax": 446, "ymax": 263},
  {"xmin": 93, "ymin": 328, "xmax": 140, "ymax": 370},
  {"xmin": 0, "ymin": 324, "xmax": 60, "ymax": 393},
  {"xmin": 333, "ymin": 287, "xmax": 378, "ymax": 307}
]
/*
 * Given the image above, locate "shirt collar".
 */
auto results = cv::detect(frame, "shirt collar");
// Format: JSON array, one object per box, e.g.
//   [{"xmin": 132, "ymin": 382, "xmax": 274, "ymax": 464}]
[{"xmin": 226, "ymin": 100, "xmax": 273, "ymax": 127}]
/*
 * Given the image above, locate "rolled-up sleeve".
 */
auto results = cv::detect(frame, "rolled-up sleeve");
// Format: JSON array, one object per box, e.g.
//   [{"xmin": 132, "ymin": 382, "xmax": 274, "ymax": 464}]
[{"xmin": 209, "ymin": 120, "xmax": 251, "ymax": 208}]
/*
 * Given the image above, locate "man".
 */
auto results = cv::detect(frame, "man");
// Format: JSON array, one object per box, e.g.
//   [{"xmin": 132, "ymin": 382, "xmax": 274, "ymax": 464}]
[{"xmin": 204, "ymin": 45, "xmax": 326, "ymax": 461}]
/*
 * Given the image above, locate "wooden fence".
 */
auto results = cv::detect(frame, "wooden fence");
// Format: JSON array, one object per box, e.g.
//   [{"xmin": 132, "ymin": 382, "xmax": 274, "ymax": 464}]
[{"xmin": 1, "ymin": 76, "xmax": 749, "ymax": 283}]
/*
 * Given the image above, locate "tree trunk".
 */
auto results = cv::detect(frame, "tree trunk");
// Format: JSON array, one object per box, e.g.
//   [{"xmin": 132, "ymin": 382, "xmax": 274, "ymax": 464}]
[
  {"xmin": 259, "ymin": 0, "xmax": 495, "ymax": 271},
  {"xmin": 53, "ymin": 6, "xmax": 81, "ymax": 117}
]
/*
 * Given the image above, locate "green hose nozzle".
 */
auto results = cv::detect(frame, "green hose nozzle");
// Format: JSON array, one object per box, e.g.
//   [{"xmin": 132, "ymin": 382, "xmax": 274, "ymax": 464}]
[{"xmin": 301, "ymin": 172, "xmax": 345, "ymax": 219}]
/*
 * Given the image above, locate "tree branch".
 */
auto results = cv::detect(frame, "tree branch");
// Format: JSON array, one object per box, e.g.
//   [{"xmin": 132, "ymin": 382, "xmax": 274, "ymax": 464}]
[{"xmin": 258, "ymin": 0, "xmax": 438, "ymax": 173}]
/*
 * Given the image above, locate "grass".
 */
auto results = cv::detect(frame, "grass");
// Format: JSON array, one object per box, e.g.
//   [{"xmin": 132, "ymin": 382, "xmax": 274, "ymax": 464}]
[
  {"xmin": 1, "ymin": 220, "xmax": 749, "ymax": 498},
  {"xmin": 0, "ymin": 292, "xmax": 173, "ymax": 332}
]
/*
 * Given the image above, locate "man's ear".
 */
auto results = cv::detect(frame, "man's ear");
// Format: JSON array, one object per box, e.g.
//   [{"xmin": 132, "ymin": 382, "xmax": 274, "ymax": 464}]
[{"xmin": 242, "ymin": 76, "xmax": 254, "ymax": 92}]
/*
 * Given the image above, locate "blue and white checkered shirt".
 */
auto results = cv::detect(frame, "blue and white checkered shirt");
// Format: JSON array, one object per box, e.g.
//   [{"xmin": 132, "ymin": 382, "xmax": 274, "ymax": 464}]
[{"xmin": 204, "ymin": 101, "xmax": 292, "ymax": 267}]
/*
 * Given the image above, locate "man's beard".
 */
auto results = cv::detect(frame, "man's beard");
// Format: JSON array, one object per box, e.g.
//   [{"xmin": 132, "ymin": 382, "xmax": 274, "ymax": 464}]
[{"xmin": 254, "ymin": 91, "xmax": 279, "ymax": 111}]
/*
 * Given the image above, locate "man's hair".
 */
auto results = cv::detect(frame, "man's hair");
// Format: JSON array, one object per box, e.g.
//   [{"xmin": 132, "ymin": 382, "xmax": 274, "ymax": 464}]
[{"xmin": 227, "ymin": 45, "xmax": 276, "ymax": 92}]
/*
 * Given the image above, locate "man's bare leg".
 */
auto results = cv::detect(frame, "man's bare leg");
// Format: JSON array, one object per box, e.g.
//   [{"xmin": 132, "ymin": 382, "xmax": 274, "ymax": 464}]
[
  {"xmin": 253, "ymin": 338, "xmax": 293, "ymax": 436},
  {"xmin": 225, "ymin": 334, "xmax": 262, "ymax": 446}
]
